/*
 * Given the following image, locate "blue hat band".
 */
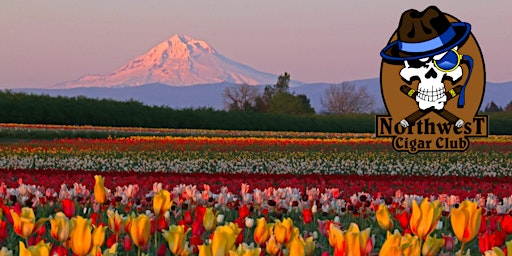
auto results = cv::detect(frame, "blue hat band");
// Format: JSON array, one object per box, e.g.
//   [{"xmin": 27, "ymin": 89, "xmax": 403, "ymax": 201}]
[{"xmin": 398, "ymin": 26, "xmax": 456, "ymax": 53}]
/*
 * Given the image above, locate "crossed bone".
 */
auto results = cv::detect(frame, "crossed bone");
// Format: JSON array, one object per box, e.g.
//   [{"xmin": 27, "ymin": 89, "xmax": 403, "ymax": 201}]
[{"xmin": 399, "ymin": 85, "xmax": 464, "ymax": 128}]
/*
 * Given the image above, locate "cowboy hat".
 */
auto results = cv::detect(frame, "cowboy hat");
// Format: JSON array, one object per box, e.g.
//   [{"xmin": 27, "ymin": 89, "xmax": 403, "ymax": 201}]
[{"xmin": 381, "ymin": 6, "xmax": 471, "ymax": 61}]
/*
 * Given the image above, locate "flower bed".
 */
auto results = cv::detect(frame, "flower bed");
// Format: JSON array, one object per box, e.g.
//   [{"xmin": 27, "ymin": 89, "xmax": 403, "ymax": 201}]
[{"xmin": 0, "ymin": 128, "xmax": 511, "ymax": 255}]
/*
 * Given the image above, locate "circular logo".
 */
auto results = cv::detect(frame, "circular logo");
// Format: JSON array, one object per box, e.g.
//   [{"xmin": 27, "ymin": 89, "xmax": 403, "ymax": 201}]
[{"xmin": 376, "ymin": 6, "xmax": 488, "ymax": 153}]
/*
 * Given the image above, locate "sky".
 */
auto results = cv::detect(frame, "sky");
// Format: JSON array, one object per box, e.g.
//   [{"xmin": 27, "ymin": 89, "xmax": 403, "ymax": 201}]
[{"xmin": 1, "ymin": 1, "xmax": 511, "ymax": 88}]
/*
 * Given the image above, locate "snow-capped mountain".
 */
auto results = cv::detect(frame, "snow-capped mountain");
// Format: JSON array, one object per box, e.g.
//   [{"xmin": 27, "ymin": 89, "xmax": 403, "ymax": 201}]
[{"xmin": 56, "ymin": 34, "xmax": 279, "ymax": 88}]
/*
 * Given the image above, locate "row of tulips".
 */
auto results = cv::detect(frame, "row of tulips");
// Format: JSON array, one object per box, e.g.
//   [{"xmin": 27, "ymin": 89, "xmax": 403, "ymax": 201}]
[
  {"xmin": 2, "ymin": 175, "xmax": 512, "ymax": 254},
  {"xmin": 0, "ymin": 123, "xmax": 375, "ymax": 139},
  {"xmin": 1, "ymin": 136, "xmax": 510, "ymax": 153},
  {"xmin": 0, "ymin": 142, "xmax": 510, "ymax": 177}
]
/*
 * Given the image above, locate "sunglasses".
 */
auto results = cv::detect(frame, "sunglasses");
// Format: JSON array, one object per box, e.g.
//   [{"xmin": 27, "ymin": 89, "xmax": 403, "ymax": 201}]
[{"xmin": 433, "ymin": 49, "xmax": 463, "ymax": 72}]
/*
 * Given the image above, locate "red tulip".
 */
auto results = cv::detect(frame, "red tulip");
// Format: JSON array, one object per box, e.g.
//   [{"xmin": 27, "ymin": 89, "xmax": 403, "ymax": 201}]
[
  {"xmin": 106, "ymin": 233, "xmax": 117, "ymax": 248},
  {"xmin": 61, "ymin": 199, "xmax": 75, "ymax": 218},
  {"xmin": 302, "ymin": 208, "xmax": 313, "ymax": 224},
  {"xmin": 192, "ymin": 220, "xmax": 205, "ymax": 236},
  {"xmin": 183, "ymin": 211, "xmax": 193, "ymax": 225},
  {"xmin": 500, "ymin": 215, "xmax": 512, "ymax": 234},
  {"xmin": 0, "ymin": 221, "xmax": 7, "ymax": 242},
  {"xmin": 194, "ymin": 205, "xmax": 206, "ymax": 221},
  {"xmin": 123, "ymin": 235, "xmax": 133, "ymax": 251},
  {"xmin": 239, "ymin": 204, "xmax": 250, "ymax": 220},
  {"xmin": 157, "ymin": 243, "xmax": 167, "ymax": 256},
  {"xmin": 396, "ymin": 211, "xmax": 410, "ymax": 230},
  {"xmin": 157, "ymin": 216, "xmax": 168, "ymax": 232},
  {"xmin": 90, "ymin": 212, "xmax": 99, "ymax": 226},
  {"xmin": 37, "ymin": 223, "xmax": 46, "ymax": 236}
]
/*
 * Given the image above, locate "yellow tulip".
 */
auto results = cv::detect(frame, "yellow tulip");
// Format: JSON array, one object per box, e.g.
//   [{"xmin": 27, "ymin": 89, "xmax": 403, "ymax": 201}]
[
  {"xmin": 421, "ymin": 235, "xmax": 444, "ymax": 256},
  {"xmin": 328, "ymin": 223, "xmax": 346, "ymax": 255},
  {"xmin": 228, "ymin": 243, "xmax": 261, "ymax": 256},
  {"xmin": 94, "ymin": 175, "xmax": 107, "ymax": 204},
  {"xmin": 253, "ymin": 217, "xmax": 272, "ymax": 246},
  {"xmin": 273, "ymin": 218, "xmax": 294, "ymax": 244},
  {"xmin": 69, "ymin": 216, "xmax": 93, "ymax": 256},
  {"xmin": 401, "ymin": 234, "xmax": 421, "ymax": 256},
  {"xmin": 153, "ymin": 189, "xmax": 172, "ymax": 217},
  {"xmin": 450, "ymin": 200, "xmax": 482, "ymax": 243},
  {"xmin": 107, "ymin": 210, "xmax": 124, "ymax": 238},
  {"xmin": 19, "ymin": 241, "xmax": 50, "ymax": 256},
  {"xmin": 212, "ymin": 223, "xmax": 241, "ymax": 256},
  {"xmin": 304, "ymin": 236, "xmax": 315, "ymax": 256},
  {"xmin": 0, "ymin": 247, "xmax": 13, "ymax": 256},
  {"xmin": 163, "ymin": 225, "xmax": 190, "ymax": 255},
  {"xmin": 103, "ymin": 243, "xmax": 118, "ymax": 256},
  {"xmin": 379, "ymin": 230, "xmax": 402, "ymax": 256},
  {"xmin": 376, "ymin": 204, "xmax": 393, "ymax": 230},
  {"xmin": 266, "ymin": 234, "xmax": 282, "ymax": 256},
  {"xmin": 130, "ymin": 214, "xmax": 151, "ymax": 249},
  {"xmin": 198, "ymin": 244, "xmax": 213, "ymax": 256},
  {"xmin": 11, "ymin": 208, "xmax": 48, "ymax": 240},
  {"xmin": 288, "ymin": 236, "xmax": 305, "ymax": 256},
  {"xmin": 410, "ymin": 198, "xmax": 441, "ymax": 240},
  {"xmin": 50, "ymin": 212, "xmax": 73, "ymax": 244},
  {"xmin": 203, "ymin": 207, "xmax": 217, "ymax": 232},
  {"xmin": 379, "ymin": 230, "xmax": 420, "ymax": 256},
  {"xmin": 507, "ymin": 240, "xmax": 512, "ymax": 256},
  {"xmin": 344, "ymin": 222, "xmax": 371, "ymax": 256}
]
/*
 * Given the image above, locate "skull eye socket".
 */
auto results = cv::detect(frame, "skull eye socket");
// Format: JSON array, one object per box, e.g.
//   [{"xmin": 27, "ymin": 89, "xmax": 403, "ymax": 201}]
[
  {"xmin": 434, "ymin": 49, "xmax": 462, "ymax": 72},
  {"xmin": 408, "ymin": 59, "xmax": 428, "ymax": 68}
]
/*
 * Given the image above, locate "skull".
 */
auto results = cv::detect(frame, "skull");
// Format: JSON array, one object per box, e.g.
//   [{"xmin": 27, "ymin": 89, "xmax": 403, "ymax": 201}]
[
  {"xmin": 398, "ymin": 47, "xmax": 465, "ymax": 128},
  {"xmin": 400, "ymin": 47, "xmax": 463, "ymax": 111}
]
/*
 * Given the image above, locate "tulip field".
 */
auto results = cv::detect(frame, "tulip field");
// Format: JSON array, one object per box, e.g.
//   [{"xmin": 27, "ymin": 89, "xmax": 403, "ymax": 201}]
[{"xmin": 0, "ymin": 124, "xmax": 511, "ymax": 255}]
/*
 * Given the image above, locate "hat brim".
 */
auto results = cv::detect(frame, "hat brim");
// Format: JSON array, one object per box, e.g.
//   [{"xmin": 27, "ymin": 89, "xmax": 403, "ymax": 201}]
[{"xmin": 380, "ymin": 22, "xmax": 471, "ymax": 61}]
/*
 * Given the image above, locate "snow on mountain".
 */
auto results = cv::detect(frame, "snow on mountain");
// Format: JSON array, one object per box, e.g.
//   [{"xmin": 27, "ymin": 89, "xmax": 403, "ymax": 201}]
[{"xmin": 56, "ymin": 34, "xmax": 279, "ymax": 88}]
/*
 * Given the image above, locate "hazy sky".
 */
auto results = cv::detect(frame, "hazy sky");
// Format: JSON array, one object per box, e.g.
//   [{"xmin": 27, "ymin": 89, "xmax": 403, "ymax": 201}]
[{"xmin": 1, "ymin": 1, "xmax": 510, "ymax": 88}]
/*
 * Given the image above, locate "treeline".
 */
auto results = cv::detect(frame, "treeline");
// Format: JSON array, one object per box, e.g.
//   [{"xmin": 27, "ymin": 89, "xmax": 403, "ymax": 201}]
[{"xmin": 0, "ymin": 90, "xmax": 510, "ymax": 134}]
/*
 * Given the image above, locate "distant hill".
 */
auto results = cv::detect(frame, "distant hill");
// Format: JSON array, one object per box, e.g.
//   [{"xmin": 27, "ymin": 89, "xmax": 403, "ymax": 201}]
[{"xmin": 14, "ymin": 79, "xmax": 510, "ymax": 113}]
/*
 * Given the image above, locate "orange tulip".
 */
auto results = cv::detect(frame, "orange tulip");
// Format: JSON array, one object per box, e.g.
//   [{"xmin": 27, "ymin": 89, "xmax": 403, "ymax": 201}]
[
  {"xmin": 153, "ymin": 189, "xmax": 172, "ymax": 217},
  {"xmin": 450, "ymin": 200, "xmax": 482, "ymax": 243},
  {"xmin": 69, "ymin": 216, "xmax": 93, "ymax": 256},
  {"xmin": 328, "ymin": 223, "xmax": 346, "ymax": 256},
  {"xmin": 288, "ymin": 236, "xmax": 305, "ymax": 256},
  {"xmin": 253, "ymin": 217, "xmax": 272, "ymax": 246},
  {"xmin": 266, "ymin": 234, "xmax": 282, "ymax": 256},
  {"xmin": 91, "ymin": 224, "xmax": 110, "ymax": 256},
  {"xmin": 11, "ymin": 207, "xmax": 48, "ymax": 240},
  {"xmin": 344, "ymin": 223, "xmax": 371, "ymax": 256},
  {"xmin": 130, "ymin": 214, "xmax": 151, "ymax": 249},
  {"xmin": 410, "ymin": 198, "xmax": 441, "ymax": 240},
  {"xmin": 273, "ymin": 218, "xmax": 294, "ymax": 244},
  {"xmin": 94, "ymin": 175, "xmax": 107, "ymax": 204},
  {"xmin": 50, "ymin": 212, "xmax": 73, "ymax": 244}
]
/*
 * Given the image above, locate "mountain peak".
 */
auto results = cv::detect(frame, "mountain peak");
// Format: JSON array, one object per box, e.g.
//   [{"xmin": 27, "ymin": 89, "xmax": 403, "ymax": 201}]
[{"xmin": 55, "ymin": 34, "xmax": 278, "ymax": 88}]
